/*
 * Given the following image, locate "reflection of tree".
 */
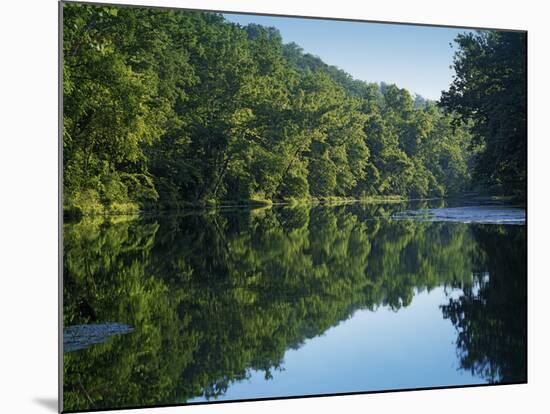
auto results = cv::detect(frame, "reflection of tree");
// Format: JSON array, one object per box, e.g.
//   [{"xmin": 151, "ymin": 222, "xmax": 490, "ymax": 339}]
[
  {"xmin": 63, "ymin": 205, "xmax": 524, "ymax": 411},
  {"xmin": 63, "ymin": 217, "xmax": 200, "ymax": 410},
  {"xmin": 441, "ymin": 225, "xmax": 526, "ymax": 383}
]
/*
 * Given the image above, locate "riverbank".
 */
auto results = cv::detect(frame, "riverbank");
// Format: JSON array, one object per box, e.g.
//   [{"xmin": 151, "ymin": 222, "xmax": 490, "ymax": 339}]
[
  {"xmin": 63, "ymin": 191, "xmax": 527, "ymax": 219},
  {"xmin": 63, "ymin": 195, "xmax": 407, "ymax": 218}
]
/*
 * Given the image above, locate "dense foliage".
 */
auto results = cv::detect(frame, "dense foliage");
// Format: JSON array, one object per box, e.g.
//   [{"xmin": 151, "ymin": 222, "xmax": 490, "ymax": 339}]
[
  {"xmin": 440, "ymin": 31, "xmax": 527, "ymax": 198},
  {"xmin": 63, "ymin": 204, "xmax": 526, "ymax": 411},
  {"xmin": 63, "ymin": 4, "xmax": 481, "ymax": 215}
]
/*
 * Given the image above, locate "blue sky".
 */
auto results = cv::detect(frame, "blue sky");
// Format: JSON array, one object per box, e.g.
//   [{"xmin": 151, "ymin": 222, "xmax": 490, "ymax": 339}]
[{"xmin": 223, "ymin": 13, "xmax": 473, "ymax": 100}]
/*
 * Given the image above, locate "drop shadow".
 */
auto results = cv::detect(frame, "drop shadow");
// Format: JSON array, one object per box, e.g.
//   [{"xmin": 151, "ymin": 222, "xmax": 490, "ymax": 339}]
[{"xmin": 34, "ymin": 397, "xmax": 58, "ymax": 412}]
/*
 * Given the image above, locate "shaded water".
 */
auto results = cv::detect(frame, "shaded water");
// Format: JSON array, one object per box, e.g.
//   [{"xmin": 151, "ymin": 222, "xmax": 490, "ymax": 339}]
[{"xmin": 63, "ymin": 199, "xmax": 526, "ymax": 412}]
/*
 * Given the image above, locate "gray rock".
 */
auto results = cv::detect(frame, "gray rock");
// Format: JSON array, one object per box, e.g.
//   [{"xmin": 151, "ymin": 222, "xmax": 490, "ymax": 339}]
[{"xmin": 63, "ymin": 323, "xmax": 134, "ymax": 353}]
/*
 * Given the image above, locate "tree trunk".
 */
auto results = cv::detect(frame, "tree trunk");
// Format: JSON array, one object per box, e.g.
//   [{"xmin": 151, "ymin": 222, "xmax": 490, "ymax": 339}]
[
  {"xmin": 212, "ymin": 152, "xmax": 233, "ymax": 198},
  {"xmin": 272, "ymin": 144, "xmax": 307, "ymax": 199}
]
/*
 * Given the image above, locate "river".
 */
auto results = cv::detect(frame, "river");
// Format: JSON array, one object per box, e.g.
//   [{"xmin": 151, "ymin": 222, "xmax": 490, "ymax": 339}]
[{"xmin": 62, "ymin": 198, "xmax": 526, "ymax": 411}]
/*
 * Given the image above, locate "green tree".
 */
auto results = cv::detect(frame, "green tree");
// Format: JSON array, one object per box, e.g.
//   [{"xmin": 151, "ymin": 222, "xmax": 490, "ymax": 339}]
[
  {"xmin": 63, "ymin": 3, "xmax": 480, "ymax": 213},
  {"xmin": 440, "ymin": 31, "xmax": 527, "ymax": 198}
]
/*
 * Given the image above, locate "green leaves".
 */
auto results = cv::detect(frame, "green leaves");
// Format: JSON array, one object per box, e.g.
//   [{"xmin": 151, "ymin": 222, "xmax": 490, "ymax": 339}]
[
  {"xmin": 63, "ymin": 3, "xmax": 480, "ymax": 214},
  {"xmin": 440, "ymin": 31, "xmax": 526, "ymax": 198}
]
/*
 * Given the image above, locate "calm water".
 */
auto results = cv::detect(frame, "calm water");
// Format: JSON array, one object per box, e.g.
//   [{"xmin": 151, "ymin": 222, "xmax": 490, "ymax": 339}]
[{"xmin": 63, "ymin": 200, "xmax": 527, "ymax": 412}]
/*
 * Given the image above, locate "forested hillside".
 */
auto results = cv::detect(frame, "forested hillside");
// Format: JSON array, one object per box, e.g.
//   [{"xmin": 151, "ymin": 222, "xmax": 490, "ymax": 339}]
[{"xmin": 63, "ymin": 4, "xmax": 524, "ymax": 215}]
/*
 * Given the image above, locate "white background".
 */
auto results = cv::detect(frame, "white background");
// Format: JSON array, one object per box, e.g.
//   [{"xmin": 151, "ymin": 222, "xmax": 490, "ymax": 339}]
[{"xmin": 0, "ymin": 0, "xmax": 548, "ymax": 413}]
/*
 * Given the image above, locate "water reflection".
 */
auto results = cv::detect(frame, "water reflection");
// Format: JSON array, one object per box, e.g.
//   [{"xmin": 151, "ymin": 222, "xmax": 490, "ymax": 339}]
[
  {"xmin": 441, "ymin": 225, "xmax": 527, "ymax": 383},
  {"xmin": 63, "ymin": 202, "xmax": 526, "ymax": 412}
]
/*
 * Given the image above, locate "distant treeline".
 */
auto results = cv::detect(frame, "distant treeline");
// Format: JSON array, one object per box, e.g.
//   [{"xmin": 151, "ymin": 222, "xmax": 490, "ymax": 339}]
[{"xmin": 63, "ymin": 4, "xmax": 526, "ymax": 215}]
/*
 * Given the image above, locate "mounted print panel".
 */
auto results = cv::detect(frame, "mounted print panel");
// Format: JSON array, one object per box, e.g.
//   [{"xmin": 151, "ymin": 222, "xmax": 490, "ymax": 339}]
[{"xmin": 60, "ymin": 1, "xmax": 527, "ymax": 412}]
